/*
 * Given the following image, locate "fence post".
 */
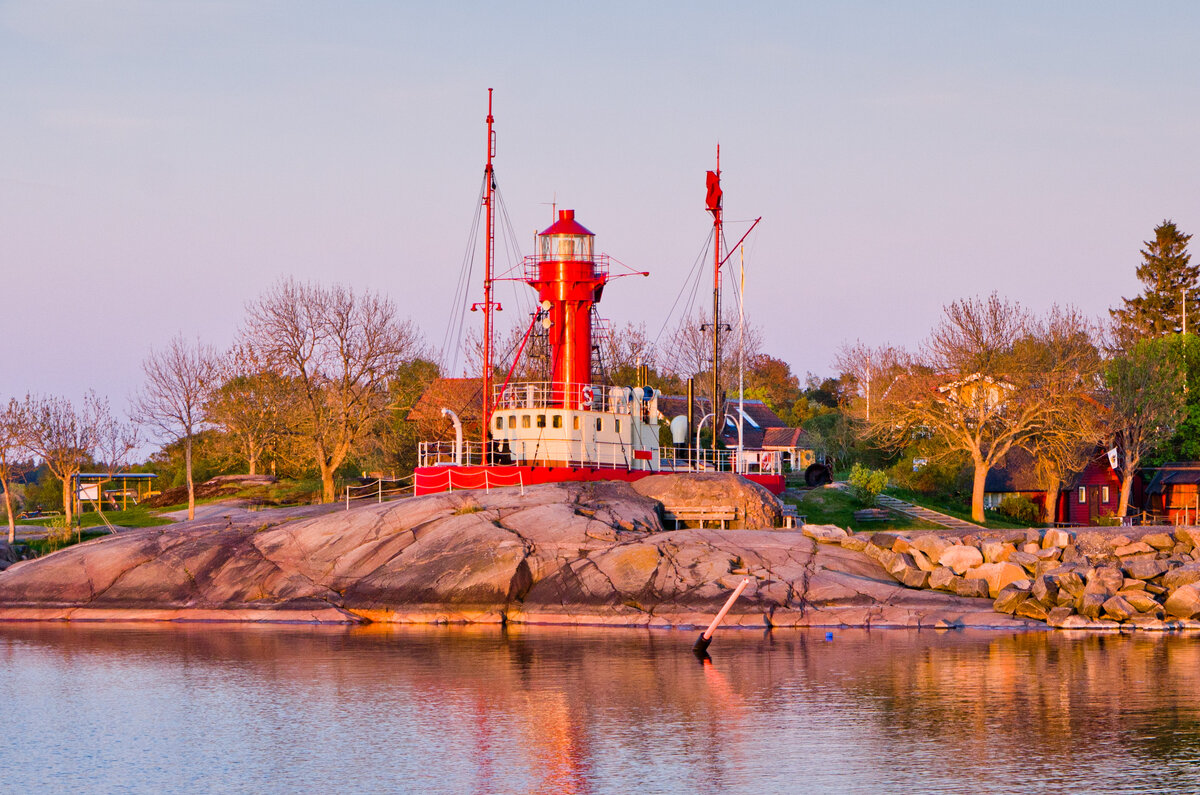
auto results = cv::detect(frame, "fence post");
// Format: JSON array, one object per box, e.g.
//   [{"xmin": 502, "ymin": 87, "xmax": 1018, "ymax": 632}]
[
  {"xmin": 378, "ymin": 479, "xmax": 383, "ymax": 504},
  {"xmin": 345, "ymin": 486, "xmax": 350, "ymax": 511}
]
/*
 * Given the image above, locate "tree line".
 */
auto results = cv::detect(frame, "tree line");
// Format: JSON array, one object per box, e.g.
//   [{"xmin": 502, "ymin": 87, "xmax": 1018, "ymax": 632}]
[{"xmin": 836, "ymin": 220, "xmax": 1196, "ymax": 523}]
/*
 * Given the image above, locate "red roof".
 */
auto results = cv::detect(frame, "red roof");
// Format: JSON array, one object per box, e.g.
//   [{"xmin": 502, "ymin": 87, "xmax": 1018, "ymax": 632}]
[
  {"xmin": 540, "ymin": 209, "xmax": 594, "ymax": 237},
  {"xmin": 406, "ymin": 378, "xmax": 484, "ymax": 423},
  {"xmin": 762, "ymin": 427, "xmax": 812, "ymax": 449}
]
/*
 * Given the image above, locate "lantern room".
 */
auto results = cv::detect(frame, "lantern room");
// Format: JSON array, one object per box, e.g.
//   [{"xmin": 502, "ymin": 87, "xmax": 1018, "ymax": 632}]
[{"xmin": 538, "ymin": 209, "xmax": 594, "ymax": 261}]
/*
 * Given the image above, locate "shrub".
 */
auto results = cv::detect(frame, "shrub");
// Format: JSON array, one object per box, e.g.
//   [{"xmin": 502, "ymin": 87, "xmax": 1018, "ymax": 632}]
[
  {"xmin": 848, "ymin": 463, "xmax": 889, "ymax": 507},
  {"xmin": 997, "ymin": 495, "xmax": 1041, "ymax": 526}
]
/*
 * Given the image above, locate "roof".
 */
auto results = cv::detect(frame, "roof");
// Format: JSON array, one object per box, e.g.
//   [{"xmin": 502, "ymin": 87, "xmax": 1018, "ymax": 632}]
[
  {"xmin": 540, "ymin": 209, "xmax": 594, "ymax": 237},
  {"xmin": 761, "ymin": 427, "xmax": 812, "ymax": 450},
  {"xmin": 656, "ymin": 395, "xmax": 789, "ymax": 449},
  {"xmin": 407, "ymin": 378, "xmax": 484, "ymax": 423},
  {"xmin": 1145, "ymin": 462, "xmax": 1200, "ymax": 494}
]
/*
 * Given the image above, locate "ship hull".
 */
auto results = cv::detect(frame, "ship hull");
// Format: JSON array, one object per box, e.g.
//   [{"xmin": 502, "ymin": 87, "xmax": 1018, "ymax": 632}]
[{"xmin": 413, "ymin": 465, "xmax": 786, "ymax": 496}]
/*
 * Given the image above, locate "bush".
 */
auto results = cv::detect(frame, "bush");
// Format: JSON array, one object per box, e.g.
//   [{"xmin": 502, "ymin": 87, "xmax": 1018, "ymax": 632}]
[
  {"xmin": 997, "ymin": 495, "xmax": 1042, "ymax": 526},
  {"xmin": 848, "ymin": 463, "xmax": 889, "ymax": 507}
]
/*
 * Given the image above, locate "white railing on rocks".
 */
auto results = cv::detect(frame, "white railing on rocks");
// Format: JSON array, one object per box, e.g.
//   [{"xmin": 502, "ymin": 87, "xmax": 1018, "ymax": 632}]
[{"xmin": 343, "ymin": 475, "xmax": 415, "ymax": 510}]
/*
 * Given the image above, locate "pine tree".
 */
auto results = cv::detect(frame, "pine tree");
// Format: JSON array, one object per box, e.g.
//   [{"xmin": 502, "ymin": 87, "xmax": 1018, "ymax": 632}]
[{"xmin": 1111, "ymin": 220, "xmax": 1197, "ymax": 344}]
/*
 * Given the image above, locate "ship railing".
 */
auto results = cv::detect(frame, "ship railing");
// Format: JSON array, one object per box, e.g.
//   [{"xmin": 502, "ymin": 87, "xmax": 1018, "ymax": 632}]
[
  {"xmin": 343, "ymin": 474, "xmax": 415, "ymax": 509},
  {"xmin": 419, "ymin": 440, "xmax": 485, "ymax": 468},
  {"xmin": 413, "ymin": 467, "xmax": 525, "ymax": 495},
  {"xmin": 658, "ymin": 447, "xmax": 783, "ymax": 476},
  {"xmin": 494, "ymin": 381, "xmax": 649, "ymax": 414},
  {"xmin": 419, "ymin": 440, "xmax": 781, "ymax": 475},
  {"xmin": 523, "ymin": 253, "xmax": 610, "ymax": 281}
]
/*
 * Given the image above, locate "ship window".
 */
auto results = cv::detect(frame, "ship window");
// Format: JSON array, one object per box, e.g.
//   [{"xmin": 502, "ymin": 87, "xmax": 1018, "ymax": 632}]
[
  {"xmin": 616, "ymin": 419, "xmax": 622, "ymax": 433},
  {"xmin": 573, "ymin": 416, "xmax": 580, "ymax": 430},
  {"xmin": 495, "ymin": 416, "xmax": 503, "ymax": 430},
  {"xmin": 1102, "ymin": 486, "xmax": 1110, "ymax": 502},
  {"xmin": 537, "ymin": 414, "xmax": 546, "ymax": 428},
  {"xmin": 1078, "ymin": 487, "xmax": 1086, "ymax": 503},
  {"xmin": 508, "ymin": 416, "xmax": 516, "ymax": 429},
  {"xmin": 595, "ymin": 418, "xmax": 603, "ymax": 432},
  {"xmin": 522, "ymin": 415, "xmax": 531, "ymax": 429},
  {"xmin": 552, "ymin": 414, "xmax": 562, "ymax": 429}
]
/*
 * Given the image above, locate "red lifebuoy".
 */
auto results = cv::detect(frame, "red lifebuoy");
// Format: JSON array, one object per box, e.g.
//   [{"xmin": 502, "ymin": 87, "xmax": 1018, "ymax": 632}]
[{"xmin": 580, "ymin": 385, "xmax": 594, "ymax": 410}]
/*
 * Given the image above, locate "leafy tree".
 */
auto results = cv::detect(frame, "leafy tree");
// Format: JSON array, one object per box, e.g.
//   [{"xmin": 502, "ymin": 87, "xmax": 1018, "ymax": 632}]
[
  {"xmin": 241, "ymin": 278, "xmax": 426, "ymax": 503},
  {"xmin": 1111, "ymin": 220, "xmax": 1197, "ymax": 344},
  {"xmin": 207, "ymin": 345, "xmax": 297, "ymax": 476},
  {"xmin": 869, "ymin": 296, "xmax": 1101, "ymax": 523},
  {"xmin": 743, "ymin": 354, "xmax": 801, "ymax": 416},
  {"xmin": 1105, "ymin": 336, "xmax": 1187, "ymax": 516},
  {"xmin": 363, "ymin": 358, "xmax": 442, "ymax": 477}
]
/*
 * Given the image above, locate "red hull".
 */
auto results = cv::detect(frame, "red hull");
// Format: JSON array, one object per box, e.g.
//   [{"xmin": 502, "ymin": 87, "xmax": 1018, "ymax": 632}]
[{"xmin": 414, "ymin": 465, "xmax": 786, "ymax": 496}]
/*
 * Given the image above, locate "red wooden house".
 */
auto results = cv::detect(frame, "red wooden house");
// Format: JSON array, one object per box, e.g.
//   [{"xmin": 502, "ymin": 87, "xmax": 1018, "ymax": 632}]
[{"xmin": 984, "ymin": 448, "xmax": 1135, "ymax": 526}]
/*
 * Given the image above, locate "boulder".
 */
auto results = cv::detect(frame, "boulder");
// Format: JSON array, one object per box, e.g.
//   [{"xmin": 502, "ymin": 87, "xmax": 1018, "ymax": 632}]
[
  {"xmin": 1015, "ymin": 600, "xmax": 1049, "ymax": 621},
  {"xmin": 1162, "ymin": 563, "xmax": 1200, "ymax": 592},
  {"xmin": 1031, "ymin": 575, "xmax": 1059, "ymax": 607},
  {"xmin": 963, "ymin": 562, "xmax": 1028, "ymax": 598},
  {"xmin": 1121, "ymin": 591, "xmax": 1165, "ymax": 616},
  {"xmin": 981, "ymin": 541, "xmax": 1015, "ymax": 563},
  {"xmin": 938, "ymin": 545, "xmax": 984, "ymax": 575},
  {"xmin": 1165, "ymin": 583, "xmax": 1200, "ymax": 619},
  {"xmin": 1101, "ymin": 594, "xmax": 1137, "ymax": 622},
  {"xmin": 1143, "ymin": 532, "xmax": 1175, "ymax": 551},
  {"xmin": 909, "ymin": 548, "xmax": 937, "ymax": 572},
  {"xmin": 870, "ymin": 532, "xmax": 900, "ymax": 550},
  {"xmin": 1175, "ymin": 527, "xmax": 1200, "ymax": 548},
  {"xmin": 928, "ymin": 567, "xmax": 961, "ymax": 592},
  {"xmin": 1123, "ymin": 557, "xmax": 1169, "ymax": 581},
  {"xmin": 954, "ymin": 577, "xmax": 991, "ymax": 599},
  {"xmin": 631, "ymin": 473, "xmax": 781, "ymax": 529},
  {"xmin": 1046, "ymin": 606, "xmax": 1075, "ymax": 627},
  {"xmin": 1007, "ymin": 550, "xmax": 1039, "ymax": 574},
  {"xmin": 840, "ymin": 535, "xmax": 868, "ymax": 552},
  {"xmin": 1076, "ymin": 592, "xmax": 1106, "ymax": 619},
  {"xmin": 1033, "ymin": 547, "xmax": 1062, "ymax": 561},
  {"xmin": 1115, "ymin": 541, "xmax": 1155, "ymax": 557},
  {"xmin": 993, "ymin": 584, "xmax": 1030, "ymax": 614},
  {"xmin": 803, "ymin": 525, "xmax": 849, "ymax": 544},
  {"xmin": 911, "ymin": 534, "xmax": 950, "ymax": 562},
  {"xmin": 1055, "ymin": 570, "xmax": 1085, "ymax": 598},
  {"xmin": 1042, "ymin": 529, "xmax": 1073, "ymax": 549},
  {"xmin": 1084, "ymin": 566, "xmax": 1125, "ymax": 597}
]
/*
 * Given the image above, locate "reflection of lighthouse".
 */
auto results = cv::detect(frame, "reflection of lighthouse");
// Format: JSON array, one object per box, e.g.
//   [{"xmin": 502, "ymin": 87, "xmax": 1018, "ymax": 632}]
[{"xmin": 524, "ymin": 210, "xmax": 608, "ymax": 411}]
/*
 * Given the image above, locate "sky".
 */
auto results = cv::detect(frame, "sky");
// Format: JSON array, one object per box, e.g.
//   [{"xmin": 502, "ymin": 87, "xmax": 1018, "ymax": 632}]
[{"xmin": 4, "ymin": 1, "xmax": 1200, "ymax": 413}]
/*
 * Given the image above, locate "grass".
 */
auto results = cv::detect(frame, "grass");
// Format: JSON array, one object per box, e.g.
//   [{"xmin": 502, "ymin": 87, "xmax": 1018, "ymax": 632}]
[
  {"xmin": 17, "ymin": 529, "xmax": 111, "ymax": 556},
  {"xmin": 790, "ymin": 487, "xmax": 942, "ymax": 532},
  {"xmin": 884, "ymin": 486, "xmax": 1030, "ymax": 530},
  {"xmin": 17, "ymin": 506, "xmax": 173, "ymax": 529}
]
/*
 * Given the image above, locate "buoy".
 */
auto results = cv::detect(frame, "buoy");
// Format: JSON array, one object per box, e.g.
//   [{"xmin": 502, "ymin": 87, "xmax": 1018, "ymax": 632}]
[
  {"xmin": 693, "ymin": 577, "xmax": 752, "ymax": 657},
  {"xmin": 825, "ymin": 632, "xmax": 834, "ymax": 641}
]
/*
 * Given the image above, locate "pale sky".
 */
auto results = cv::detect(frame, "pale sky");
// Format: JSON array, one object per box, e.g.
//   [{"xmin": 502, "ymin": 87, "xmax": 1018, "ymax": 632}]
[{"xmin": 4, "ymin": 1, "xmax": 1199, "ymax": 412}]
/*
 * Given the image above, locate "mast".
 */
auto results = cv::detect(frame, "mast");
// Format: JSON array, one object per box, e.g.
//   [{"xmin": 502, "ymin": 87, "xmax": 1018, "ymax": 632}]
[
  {"xmin": 482, "ymin": 89, "xmax": 496, "ymax": 460},
  {"xmin": 708, "ymin": 146, "xmax": 723, "ymax": 456}
]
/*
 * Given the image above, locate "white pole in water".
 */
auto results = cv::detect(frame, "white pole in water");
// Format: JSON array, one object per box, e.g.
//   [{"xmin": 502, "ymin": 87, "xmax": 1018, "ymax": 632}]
[{"xmin": 694, "ymin": 577, "xmax": 752, "ymax": 655}]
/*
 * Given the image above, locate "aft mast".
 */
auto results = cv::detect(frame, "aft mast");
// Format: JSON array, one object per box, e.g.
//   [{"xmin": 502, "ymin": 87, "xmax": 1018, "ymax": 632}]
[{"xmin": 706, "ymin": 148, "xmax": 724, "ymax": 456}]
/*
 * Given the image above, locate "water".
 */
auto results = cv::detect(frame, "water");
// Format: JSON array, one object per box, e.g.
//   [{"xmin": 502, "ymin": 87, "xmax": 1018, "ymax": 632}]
[{"xmin": 2, "ymin": 625, "xmax": 1200, "ymax": 794}]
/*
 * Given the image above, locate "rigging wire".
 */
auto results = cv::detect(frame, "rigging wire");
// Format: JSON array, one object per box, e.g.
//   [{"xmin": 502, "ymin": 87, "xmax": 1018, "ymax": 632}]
[{"xmin": 439, "ymin": 171, "xmax": 488, "ymax": 377}]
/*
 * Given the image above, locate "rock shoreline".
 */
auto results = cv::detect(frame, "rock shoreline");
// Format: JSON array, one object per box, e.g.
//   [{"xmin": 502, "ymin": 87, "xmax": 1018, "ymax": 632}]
[
  {"xmin": 838, "ymin": 523, "xmax": 1200, "ymax": 631},
  {"xmin": 0, "ymin": 474, "xmax": 1190, "ymax": 632}
]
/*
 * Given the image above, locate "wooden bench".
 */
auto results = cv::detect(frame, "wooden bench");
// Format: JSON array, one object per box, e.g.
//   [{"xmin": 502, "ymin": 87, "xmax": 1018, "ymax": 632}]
[
  {"xmin": 663, "ymin": 505, "xmax": 738, "ymax": 529},
  {"xmin": 782, "ymin": 504, "xmax": 806, "ymax": 529}
]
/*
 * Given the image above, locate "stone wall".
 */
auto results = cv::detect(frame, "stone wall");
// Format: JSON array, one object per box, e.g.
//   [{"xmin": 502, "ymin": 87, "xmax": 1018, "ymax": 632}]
[{"xmin": 853, "ymin": 526, "xmax": 1200, "ymax": 630}]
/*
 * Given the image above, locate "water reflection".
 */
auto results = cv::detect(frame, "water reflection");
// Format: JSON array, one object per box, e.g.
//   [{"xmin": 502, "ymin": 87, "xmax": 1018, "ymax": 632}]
[{"xmin": 2, "ymin": 624, "xmax": 1200, "ymax": 793}]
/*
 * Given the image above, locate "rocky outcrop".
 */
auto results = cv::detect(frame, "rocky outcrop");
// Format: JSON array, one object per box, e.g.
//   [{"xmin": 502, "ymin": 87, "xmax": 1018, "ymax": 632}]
[
  {"xmin": 629, "ymin": 473, "xmax": 782, "ymax": 529},
  {"xmin": 0, "ymin": 478, "xmax": 1032, "ymax": 628}
]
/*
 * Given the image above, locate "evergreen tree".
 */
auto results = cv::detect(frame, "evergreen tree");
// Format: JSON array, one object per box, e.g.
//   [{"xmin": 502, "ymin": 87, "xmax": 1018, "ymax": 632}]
[{"xmin": 1111, "ymin": 220, "xmax": 1197, "ymax": 344}]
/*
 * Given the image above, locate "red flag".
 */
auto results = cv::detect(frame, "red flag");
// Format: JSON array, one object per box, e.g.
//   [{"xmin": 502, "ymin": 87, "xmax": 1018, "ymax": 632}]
[{"xmin": 706, "ymin": 170, "xmax": 722, "ymax": 212}]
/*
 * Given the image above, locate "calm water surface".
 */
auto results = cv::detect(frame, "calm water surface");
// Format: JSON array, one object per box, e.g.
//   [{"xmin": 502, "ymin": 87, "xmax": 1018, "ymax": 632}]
[{"xmin": 2, "ymin": 624, "xmax": 1199, "ymax": 794}]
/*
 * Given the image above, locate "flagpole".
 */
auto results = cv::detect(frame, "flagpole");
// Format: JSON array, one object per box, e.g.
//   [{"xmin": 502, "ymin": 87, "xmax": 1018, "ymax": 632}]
[{"xmin": 738, "ymin": 245, "xmax": 745, "ymax": 471}]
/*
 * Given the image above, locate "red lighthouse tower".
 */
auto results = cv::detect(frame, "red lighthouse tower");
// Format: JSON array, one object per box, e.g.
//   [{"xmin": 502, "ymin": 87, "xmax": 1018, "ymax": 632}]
[{"xmin": 525, "ymin": 210, "xmax": 609, "ymax": 410}]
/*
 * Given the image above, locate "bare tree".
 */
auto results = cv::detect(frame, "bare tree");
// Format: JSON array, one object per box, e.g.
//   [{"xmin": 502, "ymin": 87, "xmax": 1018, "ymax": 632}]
[
  {"xmin": 24, "ymin": 392, "xmax": 107, "ymax": 528},
  {"xmin": 870, "ymin": 295, "xmax": 1100, "ymax": 523},
  {"xmin": 835, "ymin": 341, "xmax": 907, "ymax": 424},
  {"xmin": 92, "ymin": 408, "xmax": 140, "ymax": 513},
  {"xmin": 241, "ymin": 279, "xmax": 425, "ymax": 503},
  {"xmin": 1105, "ymin": 336, "xmax": 1186, "ymax": 517},
  {"xmin": 135, "ymin": 336, "xmax": 219, "ymax": 521},
  {"xmin": 664, "ymin": 309, "xmax": 763, "ymax": 420},
  {"xmin": 0, "ymin": 398, "xmax": 31, "ymax": 544}
]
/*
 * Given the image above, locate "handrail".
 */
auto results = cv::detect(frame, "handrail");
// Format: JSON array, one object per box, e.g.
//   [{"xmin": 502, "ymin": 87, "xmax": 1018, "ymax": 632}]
[{"xmin": 343, "ymin": 475, "xmax": 416, "ymax": 510}]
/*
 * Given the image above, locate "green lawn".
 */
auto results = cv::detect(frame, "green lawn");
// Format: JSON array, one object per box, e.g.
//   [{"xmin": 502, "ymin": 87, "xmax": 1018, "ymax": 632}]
[
  {"xmin": 19, "ymin": 530, "xmax": 111, "ymax": 556},
  {"xmin": 884, "ymin": 486, "xmax": 1030, "ymax": 530},
  {"xmin": 790, "ymin": 487, "xmax": 942, "ymax": 532},
  {"xmin": 18, "ymin": 506, "xmax": 173, "ymax": 529}
]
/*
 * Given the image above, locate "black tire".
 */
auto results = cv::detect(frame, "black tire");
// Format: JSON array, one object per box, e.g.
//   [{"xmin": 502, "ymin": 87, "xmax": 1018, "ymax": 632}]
[{"xmin": 804, "ymin": 463, "xmax": 832, "ymax": 488}]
